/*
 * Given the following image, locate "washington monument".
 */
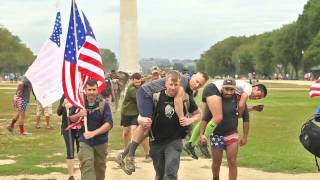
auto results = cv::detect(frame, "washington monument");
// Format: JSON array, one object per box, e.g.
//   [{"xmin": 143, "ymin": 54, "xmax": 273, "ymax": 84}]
[{"xmin": 119, "ymin": 0, "xmax": 140, "ymax": 73}]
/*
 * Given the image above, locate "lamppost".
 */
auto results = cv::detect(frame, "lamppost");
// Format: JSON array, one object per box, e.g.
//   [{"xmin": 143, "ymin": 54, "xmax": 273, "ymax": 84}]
[
  {"xmin": 239, "ymin": 59, "xmax": 241, "ymax": 76},
  {"xmin": 302, "ymin": 50, "xmax": 304, "ymax": 76}
]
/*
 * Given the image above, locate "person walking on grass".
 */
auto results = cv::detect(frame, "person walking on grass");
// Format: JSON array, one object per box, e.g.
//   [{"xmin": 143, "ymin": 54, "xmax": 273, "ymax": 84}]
[
  {"xmin": 69, "ymin": 80, "xmax": 113, "ymax": 180},
  {"xmin": 7, "ymin": 76, "xmax": 32, "ymax": 135},
  {"xmin": 35, "ymin": 100, "xmax": 53, "ymax": 129},
  {"xmin": 57, "ymin": 95, "xmax": 79, "ymax": 180}
]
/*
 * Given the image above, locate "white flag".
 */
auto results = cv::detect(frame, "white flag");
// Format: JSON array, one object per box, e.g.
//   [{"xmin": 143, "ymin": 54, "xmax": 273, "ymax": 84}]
[{"xmin": 25, "ymin": 12, "xmax": 64, "ymax": 107}]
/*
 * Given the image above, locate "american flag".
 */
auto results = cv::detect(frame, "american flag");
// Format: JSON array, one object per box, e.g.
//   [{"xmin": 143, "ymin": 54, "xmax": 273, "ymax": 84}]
[
  {"xmin": 49, "ymin": 12, "xmax": 62, "ymax": 47},
  {"xmin": 309, "ymin": 79, "xmax": 320, "ymax": 97},
  {"xmin": 62, "ymin": 2, "xmax": 105, "ymax": 108},
  {"xmin": 78, "ymin": 12, "xmax": 106, "ymax": 93}
]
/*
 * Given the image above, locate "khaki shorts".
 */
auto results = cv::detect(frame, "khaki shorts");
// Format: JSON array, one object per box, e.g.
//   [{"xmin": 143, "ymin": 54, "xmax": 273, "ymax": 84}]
[{"xmin": 36, "ymin": 101, "xmax": 52, "ymax": 116}]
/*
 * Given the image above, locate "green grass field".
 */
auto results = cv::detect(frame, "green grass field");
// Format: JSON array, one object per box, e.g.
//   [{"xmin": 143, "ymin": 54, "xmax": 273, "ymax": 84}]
[{"xmin": 0, "ymin": 81, "xmax": 318, "ymax": 175}]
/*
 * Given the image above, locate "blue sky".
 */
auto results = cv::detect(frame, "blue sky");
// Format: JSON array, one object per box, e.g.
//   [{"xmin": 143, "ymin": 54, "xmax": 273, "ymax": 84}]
[{"xmin": 0, "ymin": 0, "xmax": 308, "ymax": 59}]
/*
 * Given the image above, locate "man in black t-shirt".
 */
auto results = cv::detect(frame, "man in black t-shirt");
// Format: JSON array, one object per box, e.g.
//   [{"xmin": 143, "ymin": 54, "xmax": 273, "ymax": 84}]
[{"xmin": 150, "ymin": 70, "xmax": 200, "ymax": 180}]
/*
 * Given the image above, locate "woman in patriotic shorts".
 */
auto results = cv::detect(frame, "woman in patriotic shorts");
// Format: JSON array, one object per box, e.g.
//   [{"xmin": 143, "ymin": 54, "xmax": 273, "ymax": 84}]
[{"xmin": 7, "ymin": 76, "xmax": 32, "ymax": 135}]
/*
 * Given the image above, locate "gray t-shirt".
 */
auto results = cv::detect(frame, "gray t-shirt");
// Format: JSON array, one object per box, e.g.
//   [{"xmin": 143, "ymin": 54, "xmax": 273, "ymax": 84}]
[{"xmin": 141, "ymin": 75, "xmax": 189, "ymax": 97}]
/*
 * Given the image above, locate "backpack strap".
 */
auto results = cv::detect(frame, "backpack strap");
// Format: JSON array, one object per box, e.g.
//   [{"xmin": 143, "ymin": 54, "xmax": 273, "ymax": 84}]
[
  {"xmin": 153, "ymin": 91, "xmax": 190, "ymax": 115},
  {"xmin": 183, "ymin": 93, "xmax": 190, "ymax": 117},
  {"xmin": 99, "ymin": 98, "xmax": 106, "ymax": 114},
  {"xmin": 152, "ymin": 92, "xmax": 161, "ymax": 109}
]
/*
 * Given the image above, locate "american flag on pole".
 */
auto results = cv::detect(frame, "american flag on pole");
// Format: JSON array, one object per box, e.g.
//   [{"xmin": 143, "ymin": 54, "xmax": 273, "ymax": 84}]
[
  {"xmin": 309, "ymin": 79, "xmax": 320, "ymax": 97},
  {"xmin": 78, "ymin": 12, "xmax": 106, "ymax": 93},
  {"xmin": 62, "ymin": 2, "xmax": 105, "ymax": 108}
]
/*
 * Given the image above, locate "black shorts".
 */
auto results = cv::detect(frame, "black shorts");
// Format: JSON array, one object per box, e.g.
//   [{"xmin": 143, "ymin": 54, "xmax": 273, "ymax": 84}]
[
  {"xmin": 202, "ymin": 83, "xmax": 221, "ymax": 102},
  {"xmin": 121, "ymin": 114, "xmax": 138, "ymax": 127},
  {"xmin": 62, "ymin": 129, "xmax": 79, "ymax": 159}
]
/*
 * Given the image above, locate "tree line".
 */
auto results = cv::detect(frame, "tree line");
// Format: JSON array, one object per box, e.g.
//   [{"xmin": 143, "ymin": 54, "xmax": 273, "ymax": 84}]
[
  {"xmin": 197, "ymin": 0, "xmax": 320, "ymax": 79},
  {"xmin": 0, "ymin": 26, "xmax": 118, "ymax": 76}
]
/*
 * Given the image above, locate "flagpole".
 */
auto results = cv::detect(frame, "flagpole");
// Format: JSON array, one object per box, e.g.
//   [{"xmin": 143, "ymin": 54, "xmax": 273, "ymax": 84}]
[{"xmin": 72, "ymin": 0, "xmax": 88, "ymax": 132}]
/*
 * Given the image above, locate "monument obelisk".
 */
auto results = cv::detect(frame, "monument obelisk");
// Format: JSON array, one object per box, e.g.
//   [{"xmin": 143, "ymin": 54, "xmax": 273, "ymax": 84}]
[{"xmin": 119, "ymin": 0, "xmax": 140, "ymax": 73}]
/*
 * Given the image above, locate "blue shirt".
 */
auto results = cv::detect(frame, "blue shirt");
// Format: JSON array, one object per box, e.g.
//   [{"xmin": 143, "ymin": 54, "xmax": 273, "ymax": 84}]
[{"xmin": 71, "ymin": 99, "xmax": 113, "ymax": 146}]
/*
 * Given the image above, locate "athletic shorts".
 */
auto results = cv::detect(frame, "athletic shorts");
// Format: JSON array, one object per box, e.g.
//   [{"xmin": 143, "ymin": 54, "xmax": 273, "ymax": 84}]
[
  {"xmin": 202, "ymin": 83, "xmax": 221, "ymax": 102},
  {"xmin": 136, "ymin": 87, "xmax": 153, "ymax": 118},
  {"xmin": 13, "ymin": 95, "xmax": 28, "ymax": 112},
  {"xmin": 36, "ymin": 101, "xmax": 52, "ymax": 116},
  {"xmin": 121, "ymin": 114, "xmax": 138, "ymax": 127},
  {"xmin": 210, "ymin": 131, "xmax": 239, "ymax": 150}
]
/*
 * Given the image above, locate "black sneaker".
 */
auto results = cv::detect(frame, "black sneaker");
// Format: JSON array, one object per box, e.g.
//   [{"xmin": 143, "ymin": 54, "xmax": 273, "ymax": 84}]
[
  {"xmin": 116, "ymin": 152, "xmax": 132, "ymax": 175},
  {"xmin": 183, "ymin": 142, "xmax": 198, "ymax": 159},
  {"xmin": 197, "ymin": 141, "xmax": 211, "ymax": 158}
]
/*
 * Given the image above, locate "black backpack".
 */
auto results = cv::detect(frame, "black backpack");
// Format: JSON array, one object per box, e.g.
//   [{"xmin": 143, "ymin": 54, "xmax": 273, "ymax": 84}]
[{"xmin": 299, "ymin": 116, "xmax": 320, "ymax": 171}]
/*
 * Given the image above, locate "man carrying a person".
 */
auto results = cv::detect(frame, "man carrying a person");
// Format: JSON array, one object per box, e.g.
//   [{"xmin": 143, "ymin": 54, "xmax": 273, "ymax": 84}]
[
  {"xmin": 116, "ymin": 71, "xmax": 208, "ymax": 174},
  {"xmin": 184, "ymin": 78, "xmax": 267, "ymax": 158},
  {"xmin": 150, "ymin": 70, "xmax": 200, "ymax": 180}
]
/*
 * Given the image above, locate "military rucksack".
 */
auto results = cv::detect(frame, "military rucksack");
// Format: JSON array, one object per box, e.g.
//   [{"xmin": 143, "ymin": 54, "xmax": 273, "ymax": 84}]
[{"xmin": 299, "ymin": 115, "xmax": 320, "ymax": 171}]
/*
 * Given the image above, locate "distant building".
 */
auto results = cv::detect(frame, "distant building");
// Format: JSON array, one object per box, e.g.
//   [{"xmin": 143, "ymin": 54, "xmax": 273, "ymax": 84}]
[{"xmin": 139, "ymin": 58, "xmax": 197, "ymax": 74}]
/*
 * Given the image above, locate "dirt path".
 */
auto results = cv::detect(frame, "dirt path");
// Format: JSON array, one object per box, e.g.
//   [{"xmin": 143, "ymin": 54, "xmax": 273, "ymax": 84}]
[
  {"xmin": 0, "ymin": 155, "xmax": 318, "ymax": 180},
  {"xmin": 259, "ymin": 80, "xmax": 314, "ymax": 86}
]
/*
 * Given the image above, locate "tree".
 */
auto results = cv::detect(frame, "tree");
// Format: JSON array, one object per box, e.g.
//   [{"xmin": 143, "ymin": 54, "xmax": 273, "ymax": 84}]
[
  {"xmin": 231, "ymin": 43, "xmax": 255, "ymax": 75},
  {"xmin": 100, "ymin": 48, "xmax": 118, "ymax": 73},
  {"xmin": 253, "ymin": 35, "xmax": 275, "ymax": 78},
  {"xmin": 304, "ymin": 32, "xmax": 320, "ymax": 70},
  {"xmin": 0, "ymin": 27, "xmax": 35, "ymax": 74},
  {"xmin": 271, "ymin": 23, "xmax": 297, "ymax": 76}
]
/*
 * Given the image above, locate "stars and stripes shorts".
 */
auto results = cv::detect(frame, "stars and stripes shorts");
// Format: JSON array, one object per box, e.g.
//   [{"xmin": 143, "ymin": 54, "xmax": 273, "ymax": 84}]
[
  {"xmin": 210, "ymin": 131, "xmax": 239, "ymax": 150},
  {"xmin": 13, "ymin": 95, "xmax": 28, "ymax": 112}
]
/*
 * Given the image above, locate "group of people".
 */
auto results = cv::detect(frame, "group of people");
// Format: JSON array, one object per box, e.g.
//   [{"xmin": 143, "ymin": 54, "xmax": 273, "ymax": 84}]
[
  {"xmin": 114, "ymin": 70, "xmax": 267, "ymax": 180},
  {"xmin": 5, "ymin": 69, "xmax": 267, "ymax": 180}
]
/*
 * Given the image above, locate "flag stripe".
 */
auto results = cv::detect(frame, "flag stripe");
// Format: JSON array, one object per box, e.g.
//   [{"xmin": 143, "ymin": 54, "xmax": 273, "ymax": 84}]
[
  {"xmin": 63, "ymin": 61, "xmax": 84, "ymax": 108},
  {"xmin": 310, "ymin": 87, "xmax": 320, "ymax": 91},
  {"xmin": 78, "ymin": 67, "xmax": 104, "ymax": 80},
  {"xmin": 309, "ymin": 80, "xmax": 320, "ymax": 97},
  {"xmin": 83, "ymin": 39, "xmax": 100, "ymax": 54},
  {"xmin": 78, "ymin": 54, "xmax": 104, "ymax": 70},
  {"xmin": 78, "ymin": 45, "xmax": 102, "ymax": 62}
]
